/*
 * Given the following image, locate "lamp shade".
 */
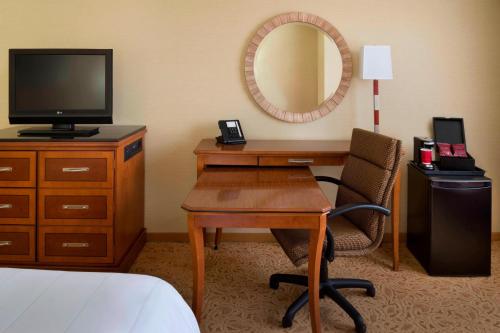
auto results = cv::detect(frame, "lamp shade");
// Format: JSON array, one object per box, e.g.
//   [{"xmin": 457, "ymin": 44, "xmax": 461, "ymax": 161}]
[{"xmin": 360, "ymin": 45, "xmax": 393, "ymax": 80}]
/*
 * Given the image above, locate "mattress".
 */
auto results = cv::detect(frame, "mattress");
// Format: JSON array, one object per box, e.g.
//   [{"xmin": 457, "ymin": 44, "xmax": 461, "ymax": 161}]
[{"xmin": 0, "ymin": 268, "xmax": 199, "ymax": 333}]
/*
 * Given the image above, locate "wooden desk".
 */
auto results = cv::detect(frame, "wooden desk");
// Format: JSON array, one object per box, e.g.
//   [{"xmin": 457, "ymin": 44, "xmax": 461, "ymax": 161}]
[
  {"xmin": 194, "ymin": 139, "xmax": 401, "ymax": 270},
  {"xmin": 182, "ymin": 167, "xmax": 331, "ymax": 333}
]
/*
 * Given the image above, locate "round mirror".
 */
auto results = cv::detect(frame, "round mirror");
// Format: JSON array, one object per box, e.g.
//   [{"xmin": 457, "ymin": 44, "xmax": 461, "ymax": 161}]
[
  {"xmin": 245, "ymin": 13, "xmax": 352, "ymax": 123},
  {"xmin": 254, "ymin": 23, "xmax": 342, "ymax": 114}
]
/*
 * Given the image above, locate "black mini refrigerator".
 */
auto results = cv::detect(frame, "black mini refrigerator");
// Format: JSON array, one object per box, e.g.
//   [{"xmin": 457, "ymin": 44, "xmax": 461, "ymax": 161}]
[{"xmin": 407, "ymin": 163, "xmax": 492, "ymax": 276}]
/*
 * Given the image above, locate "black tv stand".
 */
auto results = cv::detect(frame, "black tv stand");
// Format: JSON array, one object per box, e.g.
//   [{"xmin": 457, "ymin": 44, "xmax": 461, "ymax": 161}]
[{"xmin": 18, "ymin": 124, "xmax": 99, "ymax": 137}]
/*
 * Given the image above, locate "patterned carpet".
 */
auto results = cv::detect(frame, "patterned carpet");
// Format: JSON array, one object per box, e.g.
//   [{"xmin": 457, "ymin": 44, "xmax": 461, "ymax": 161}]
[{"xmin": 130, "ymin": 241, "xmax": 500, "ymax": 333}]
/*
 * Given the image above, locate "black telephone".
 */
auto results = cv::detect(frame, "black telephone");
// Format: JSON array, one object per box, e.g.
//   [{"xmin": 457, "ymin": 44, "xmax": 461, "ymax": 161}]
[{"xmin": 216, "ymin": 120, "xmax": 246, "ymax": 145}]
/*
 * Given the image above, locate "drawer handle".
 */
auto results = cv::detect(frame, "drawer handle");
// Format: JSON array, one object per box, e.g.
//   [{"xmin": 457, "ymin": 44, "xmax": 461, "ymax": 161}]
[
  {"xmin": 62, "ymin": 167, "xmax": 90, "ymax": 173},
  {"xmin": 62, "ymin": 242, "xmax": 89, "ymax": 248},
  {"xmin": 288, "ymin": 159, "xmax": 314, "ymax": 164},
  {"xmin": 62, "ymin": 204, "xmax": 89, "ymax": 210},
  {"xmin": 0, "ymin": 241, "xmax": 12, "ymax": 247},
  {"xmin": 0, "ymin": 204, "xmax": 12, "ymax": 209},
  {"xmin": 0, "ymin": 167, "xmax": 13, "ymax": 172}
]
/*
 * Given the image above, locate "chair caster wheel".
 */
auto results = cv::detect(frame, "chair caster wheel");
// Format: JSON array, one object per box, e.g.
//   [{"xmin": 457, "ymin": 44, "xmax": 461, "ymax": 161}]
[
  {"xmin": 366, "ymin": 286, "xmax": 375, "ymax": 297},
  {"xmin": 282, "ymin": 315, "xmax": 293, "ymax": 328},
  {"xmin": 213, "ymin": 245, "xmax": 218, "ymax": 250},
  {"xmin": 269, "ymin": 276, "xmax": 279, "ymax": 290},
  {"xmin": 356, "ymin": 323, "xmax": 366, "ymax": 333}
]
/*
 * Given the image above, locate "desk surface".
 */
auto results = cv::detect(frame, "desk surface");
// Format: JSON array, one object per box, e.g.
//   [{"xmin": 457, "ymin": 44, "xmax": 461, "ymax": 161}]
[
  {"xmin": 182, "ymin": 167, "xmax": 331, "ymax": 213},
  {"xmin": 194, "ymin": 139, "xmax": 350, "ymax": 156}
]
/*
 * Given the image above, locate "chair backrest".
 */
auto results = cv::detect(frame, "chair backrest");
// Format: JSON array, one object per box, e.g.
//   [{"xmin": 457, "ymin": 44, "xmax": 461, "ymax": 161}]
[{"xmin": 335, "ymin": 128, "xmax": 402, "ymax": 243}]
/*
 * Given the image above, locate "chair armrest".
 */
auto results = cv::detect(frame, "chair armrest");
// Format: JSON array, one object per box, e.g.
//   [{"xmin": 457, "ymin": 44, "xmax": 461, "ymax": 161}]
[
  {"xmin": 315, "ymin": 176, "xmax": 342, "ymax": 186},
  {"xmin": 324, "ymin": 203, "xmax": 390, "ymax": 262},
  {"xmin": 328, "ymin": 202, "xmax": 390, "ymax": 219}
]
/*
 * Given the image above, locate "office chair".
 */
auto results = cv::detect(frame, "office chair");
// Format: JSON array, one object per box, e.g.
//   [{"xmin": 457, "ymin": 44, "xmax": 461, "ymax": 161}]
[{"xmin": 270, "ymin": 128, "xmax": 402, "ymax": 333}]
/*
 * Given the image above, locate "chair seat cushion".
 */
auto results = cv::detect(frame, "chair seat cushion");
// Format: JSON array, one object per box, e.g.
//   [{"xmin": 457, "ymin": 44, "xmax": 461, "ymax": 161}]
[
  {"xmin": 331, "ymin": 215, "xmax": 373, "ymax": 254},
  {"xmin": 271, "ymin": 215, "xmax": 372, "ymax": 267}
]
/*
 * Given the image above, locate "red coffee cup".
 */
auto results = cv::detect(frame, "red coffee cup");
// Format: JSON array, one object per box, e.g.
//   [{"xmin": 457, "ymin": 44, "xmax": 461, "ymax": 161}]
[{"xmin": 420, "ymin": 148, "xmax": 432, "ymax": 165}]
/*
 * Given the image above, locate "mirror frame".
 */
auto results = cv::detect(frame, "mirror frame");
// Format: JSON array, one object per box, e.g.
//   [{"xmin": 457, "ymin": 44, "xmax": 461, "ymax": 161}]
[{"xmin": 245, "ymin": 12, "xmax": 352, "ymax": 123}]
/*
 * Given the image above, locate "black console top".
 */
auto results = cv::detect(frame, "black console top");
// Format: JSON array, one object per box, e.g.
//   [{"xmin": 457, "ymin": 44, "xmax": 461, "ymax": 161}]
[{"xmin": 0, "ymin": 125, "xmax": 146, "ymax": 142}]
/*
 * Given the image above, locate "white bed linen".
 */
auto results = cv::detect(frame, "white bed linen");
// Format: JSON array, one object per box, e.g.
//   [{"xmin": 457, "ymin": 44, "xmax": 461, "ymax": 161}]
[{"xmin": 0, "ymin": 268, "xmax": 199, "ymax": 333}]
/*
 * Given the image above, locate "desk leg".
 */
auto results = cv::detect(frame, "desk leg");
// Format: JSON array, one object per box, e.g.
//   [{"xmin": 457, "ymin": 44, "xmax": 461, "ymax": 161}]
[
  {"xmin": 197, "ymin": 158, "xmax": 208, "ymax": 248},
  {"xmin": 214, "ymin": 228, "xmax": 222, "ymax": 249},
  {"xmin": 391, "ymin": 170, "xmax": 401, "ymax": 271},
  {"xmin": 188, "ymin": 214, "xmax": 205, "ymax": 322},
  {"xmin": 308, "ymin": 214, "xmax": 327, "ymax": 333}
]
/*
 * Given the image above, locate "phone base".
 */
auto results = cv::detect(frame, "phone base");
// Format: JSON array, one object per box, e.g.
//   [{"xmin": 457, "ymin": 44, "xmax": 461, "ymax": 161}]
[{"xmin": 216, "ymin": 136, "xmax": 246, "ymax": 145}]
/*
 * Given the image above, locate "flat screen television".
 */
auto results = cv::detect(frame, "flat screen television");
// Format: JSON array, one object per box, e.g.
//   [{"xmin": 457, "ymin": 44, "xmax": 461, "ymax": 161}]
[{"xmin": 9, "ymin": 49, "xmax": 112, "ymax": 136}]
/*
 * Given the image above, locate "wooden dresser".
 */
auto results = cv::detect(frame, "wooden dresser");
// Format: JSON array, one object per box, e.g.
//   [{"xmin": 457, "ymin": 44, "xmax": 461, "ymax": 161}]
[{"xmin": 0, "ymin": 125, "xmax": 146, "ymax": 272}]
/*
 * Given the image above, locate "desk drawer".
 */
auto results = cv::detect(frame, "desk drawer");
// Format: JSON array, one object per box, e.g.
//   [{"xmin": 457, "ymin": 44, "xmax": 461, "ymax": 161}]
[
  {"xmin": 0, "ymin": 189, "xmax": 35, "ymax": 225},
  {"xmin": 39, "ymin": 189, "xmax": 113, "ymax": 226},
  {"xmin": 203, "ymin": 155, "xmax": 258, "ymax": 167},
  {"xmin": 0, "ymin": 151, "xmax": 36, "ymax": 187},
  {"xmin": 39, "ymin": 151, "xmax": 114, "ymax": 188},
  {"xmin": 0, "ymin": 225, "xmax": 35, "ymax": 262},
  {"xmin": 259, "ymin": 156, "xmax": 345, "ymax": 166},
  {"xmin": 38, "ymin": 226, "xmax": 113, "ymax": 264}
]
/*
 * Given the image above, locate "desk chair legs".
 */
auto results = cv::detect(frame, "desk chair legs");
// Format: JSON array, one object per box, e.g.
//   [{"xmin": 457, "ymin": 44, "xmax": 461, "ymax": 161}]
[
  {"xmin": 270, "ymin": 274, "xmax": 308, "ymax": 288},
  {"xmin": 269, "ymin": 258, "xmax": 373, "ymax": 333},
  {"xmin": 323, "ymin": 286, "xmax": 366, "ymax": 332}
]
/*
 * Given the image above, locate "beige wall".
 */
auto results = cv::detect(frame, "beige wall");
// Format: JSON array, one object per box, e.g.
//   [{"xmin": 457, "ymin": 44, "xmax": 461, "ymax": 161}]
[{"xmin": 0, "ymin": 0, "xmax": 499, "ymax": 234}]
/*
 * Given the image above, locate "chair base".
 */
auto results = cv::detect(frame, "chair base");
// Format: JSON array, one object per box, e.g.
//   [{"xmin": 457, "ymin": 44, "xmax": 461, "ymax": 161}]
[{"xmin": 270, "ymin": 273, "xmax": 375, "ymax": 333}]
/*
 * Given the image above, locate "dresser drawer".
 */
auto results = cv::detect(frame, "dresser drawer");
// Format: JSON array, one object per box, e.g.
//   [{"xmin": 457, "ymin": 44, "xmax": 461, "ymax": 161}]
[
  {"xmin": 203, "ymin": 154, "xmax": 258, "ymax": 166},
  {"xmin": 0, "ymin": 151, "xmax": 36, "ymax": 187},
  {"xmin": 38, "ymin": 226, "xmax": 113, "ymax": 264},
  {"xmin": 0, "ymin": 225, "xmax": 35, "ymax": 262},
  {"xmin": 0, "ymin": 189, "xmax": 35, "ymax": 225},
  {"xmin": 39, "ymin": 189, "xmax": 113, "ymax": 226},
  {"xmin": 259, "ymin": 156, "xmax": 345, "ymax": 166},
  {"xmin": 39, "ymin": 151, "xmax": 114, "ymax": 188}
]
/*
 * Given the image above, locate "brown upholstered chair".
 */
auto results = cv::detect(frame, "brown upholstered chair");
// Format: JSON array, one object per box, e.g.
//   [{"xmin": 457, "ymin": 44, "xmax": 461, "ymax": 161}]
[{"xmin": 270, "ymin": 128, "xmax": 402, "ymax": 333}]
